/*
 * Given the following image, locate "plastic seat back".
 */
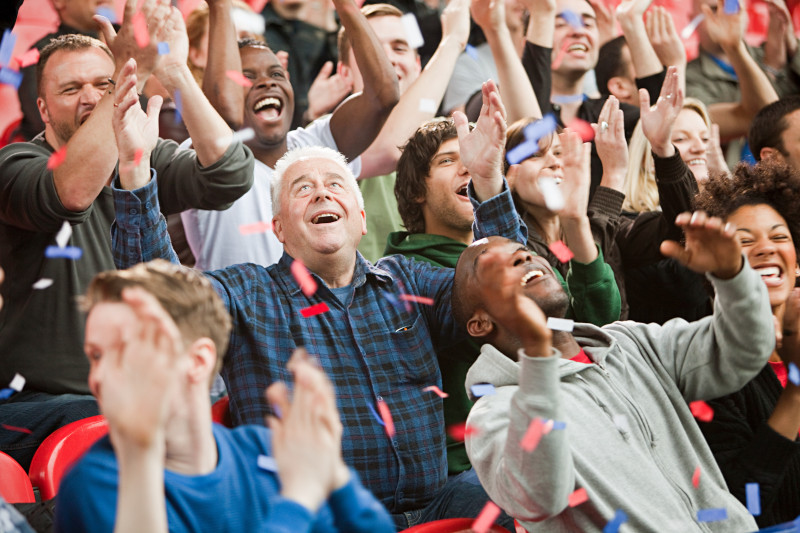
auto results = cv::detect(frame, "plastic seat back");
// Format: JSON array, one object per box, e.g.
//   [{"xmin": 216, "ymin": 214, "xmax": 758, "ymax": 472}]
[
  {"xmin": 0, "ymin": 451, "xmax": 35, "ymax": 503},
  {"xmin": 211, "ymin": 396, "xmax": 232, "ymax": 428}
]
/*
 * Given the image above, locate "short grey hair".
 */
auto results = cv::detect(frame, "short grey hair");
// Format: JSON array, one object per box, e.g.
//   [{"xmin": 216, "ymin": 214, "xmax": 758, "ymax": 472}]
[{"xmin": 271, "ymin": 146, "xmax": 364, "ymax": 216}]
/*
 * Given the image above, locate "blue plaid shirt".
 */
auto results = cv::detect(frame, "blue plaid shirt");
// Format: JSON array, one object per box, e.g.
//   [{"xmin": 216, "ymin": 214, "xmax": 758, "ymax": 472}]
[{"xmin": 111, "ymin": 174, "xmax": 525, "ymax": 513}]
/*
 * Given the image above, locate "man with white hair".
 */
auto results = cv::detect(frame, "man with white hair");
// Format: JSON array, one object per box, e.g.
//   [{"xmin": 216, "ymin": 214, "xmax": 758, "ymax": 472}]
[{"xmin": 112, "ymin": 82, "xmax": 518, "ymax": 529}]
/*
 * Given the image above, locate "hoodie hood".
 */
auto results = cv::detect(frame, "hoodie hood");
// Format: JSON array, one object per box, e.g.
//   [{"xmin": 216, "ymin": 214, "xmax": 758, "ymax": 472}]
[{"xmin": 384, "ymin": 232, "xmax": 467, "ymax": 269}]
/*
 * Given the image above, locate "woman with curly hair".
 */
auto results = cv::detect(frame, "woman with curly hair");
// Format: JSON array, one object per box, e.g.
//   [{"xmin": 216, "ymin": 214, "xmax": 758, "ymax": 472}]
[{"xmin": 692, "ymin": 160, "xmax": 800, "ymax": 528}]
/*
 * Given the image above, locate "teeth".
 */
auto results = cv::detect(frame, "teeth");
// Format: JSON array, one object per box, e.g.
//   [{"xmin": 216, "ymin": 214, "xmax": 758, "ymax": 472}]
[
  {"xmin": 457, "ymin": 185, "xmax": 468, "ymax": 196},
  {"xmin": 756, "ymin": 266, "xmax": 781, "ymax": 277},
  {"xmin": 567, "ymin": 44, "xmax": 588, "ymax": 52},
  {"xmin": 520, "ymin": 269, "xmax": 544, "ymax": 286},
  {"xmin": 312, "ymin": 213, "xmax": 340, "ymax": 224},
  {"xmin": 687, "ymin": 159, "xmax": 706, "ymax": 166},
  {"xmin": 254, "ymin": 97, "xmax": 281, "ymax": 112}
]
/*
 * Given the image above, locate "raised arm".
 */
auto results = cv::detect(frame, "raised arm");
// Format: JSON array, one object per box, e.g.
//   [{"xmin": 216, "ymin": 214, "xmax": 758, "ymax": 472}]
[
  {"xmin": 616, "ymin": 0, "xmax": 662, "ymax": 80},
  {"xmin": 358, "ymin": 0, "xmax": 470, "ymax": 179},
  {"xmin": 523, "ymin": 0, "xmax": 556, "ymax": 48},
  {"xmin": 328, "ymin": 0, "xmax": 400, "ymax": 161},
  {"xmin": 202, "ymin": 0, "xmax": 245, "ymax": 129},
  {"xmin": 471, "ymin": 0, "xmax": 541, "ymax": 123},
  {"xmin": 763, "ymin": 0, "xmax": 798, "ymax": 75},
  {"xmin": 645, "ymin": 7, "xmax": 686, "ymax": 94}
]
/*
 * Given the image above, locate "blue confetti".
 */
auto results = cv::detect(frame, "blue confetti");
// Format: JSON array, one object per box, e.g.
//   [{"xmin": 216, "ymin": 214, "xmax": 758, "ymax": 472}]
[
  {"xmin": 157, "ymin": 42, "xmax": 170, "ymax": 55},
  {"xmin": 746, "ymin": 483, "xmax": 761, "ymax": 516},
  {"xmin": 697, "ymin": 508, "xmax": 728, "ymax": 522},
  {"xmin": 366, "ymin": 401, "xmax": 386, "ymax": 426},
  {"xmin": 470, "ymin": 383, "xmax": 496, "ymax": 398},
  {"xmin": 257, "ymin": 454, "xmax": 278, "ymax": 472},
  {"xmin": 788, "ymin": 362, "xmax": 800, "ymax": 386},
  {"xmin": 95, "ymin": 6, "xmax": 118, "ymax": 23},
  {"xmin": 603, "ymin": 509, "xmax": 628, "ymax": 533},
  {"xmin": 552, "ymin": 93, "xmax": 587, "ymax": 105},
  {"xmin": 465, "ymin": 44, "xmax": 479, "ymax": 62},
  {"xmin": 559, "ymin": 9, "xmax": 584, "ymax": 29},
  {"xmin": 173, "ymin": 89, "xmax": 182, "ymax": 125},
  {"xmin": 549, "ymin": 420, "xmax": 566, "ymax": 430},
  {"xmin": 523, "ymin": 113, "xmax": 558, "ymax": 145},
  {"xmin": 506, "ymin": 138, "xmax": 540, "ymax": 165},
  {"xmin": 0, "ymin": 388, "xmax": 15, "ymax": 401},
  {"xmin": 45, "ymin": 245, "xmax": 82, "ymax": 260},
  {"xmin": 724, "ymin": 0, "xmax": 740, "ymax": 14},
  {"xmin": 271, "ymin": 403, "xmax": 282, "ymax": 419},
  {"xmin": 0, "ymin": 30, "xmax": 16, "ymax": 69},
  {"xmin": 0, "ymin": 67, "xmax": 22, "ymax": 89}
]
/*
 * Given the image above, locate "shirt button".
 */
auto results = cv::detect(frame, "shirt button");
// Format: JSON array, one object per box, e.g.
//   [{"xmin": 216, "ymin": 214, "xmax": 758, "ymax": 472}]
[
  {"xmin": 145, "ymin": 202, "xmax": 152, "ymax": 209},
  {"xmin": 392, "ymin": 439, "xmax": 399, "ymax": 447},
  {"xmin": 376, "ymin": 395, "xmax": 383, "ymax": 402},
  {"xmin": 129, "ymin": 208, "xmax": 138, "ymax": 215}
]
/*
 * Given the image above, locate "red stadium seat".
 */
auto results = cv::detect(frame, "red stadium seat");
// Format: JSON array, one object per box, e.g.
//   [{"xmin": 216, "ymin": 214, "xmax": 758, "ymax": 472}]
[
  {"xmin": 400, "ymin": 518, "xmax": 511, "ymax": 532},
  {"xmin": 0, "ymin": 451, "xmax": 35, "ymax": 503},
  {"xmin": 211, "ymin": 395, "xmax": 232, "ymax": 428},
  {"xmin": 28, "ymin": 415, "xmax": 108, "ymax": 500}
]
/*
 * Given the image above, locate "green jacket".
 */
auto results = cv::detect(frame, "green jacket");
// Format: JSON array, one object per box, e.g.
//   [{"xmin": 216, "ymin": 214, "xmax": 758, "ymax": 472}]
[{"xmin": 384, "ymin": 231, "xmax": 621, "ymax": 474}]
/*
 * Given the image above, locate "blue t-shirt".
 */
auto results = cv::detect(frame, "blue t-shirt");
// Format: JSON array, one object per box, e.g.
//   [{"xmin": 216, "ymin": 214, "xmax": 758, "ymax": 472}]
[{"xmin": 55, "ymin": 424, "xmax": 394, "ymax": 533}]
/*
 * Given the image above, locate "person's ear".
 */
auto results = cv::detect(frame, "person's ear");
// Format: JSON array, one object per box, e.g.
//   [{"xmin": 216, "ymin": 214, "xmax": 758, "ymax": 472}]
[
  {"xmin": 186, "ymin": 337, "xmax": 217, "ymax": 385},
  {"xmin": 37, "ymin": 97, "xmax": 50, "ymax": 125},
  {"xmin": 759, "ymin": 146, "xmax": 784, "ymax": 162},
  {"xmin": 272, "ymin": 216, "xmax": 285, "ymax": 244},
  {"xmin": 607, "ymin": 76, "xmax": 633, "ymax": 103},
  {"xmin": 467, "ymin": 310, "xmax": 495, "ymax": 338},
  {"xmin": 360, "ymin": 209, "xmax": 367, "ymax": 236}
]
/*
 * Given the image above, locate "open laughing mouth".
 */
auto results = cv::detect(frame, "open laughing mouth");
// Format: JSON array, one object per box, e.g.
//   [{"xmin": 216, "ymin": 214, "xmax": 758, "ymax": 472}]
[
  {"xmin": 311, "ymin": 212, "xmax": 340, "ymax": 224},
  {"xmin": 755, "ymin": 265, "xmax": 784, "ymax": 287},
  {"xmin": 520, "ymin": 268, "xmax": 545, "ymax": 287},
  {"xmin": 253, "ymin": 97, "xmax": 282, "ymax": 120}
]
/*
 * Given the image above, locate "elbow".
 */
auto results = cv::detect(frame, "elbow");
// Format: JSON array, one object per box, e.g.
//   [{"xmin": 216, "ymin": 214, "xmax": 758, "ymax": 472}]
[
  {"xmin": 375, "ymin": 78, "xmax": 400, "ymax": 113},
  {"xmin": 58, "ymin": 190, "xmax": 93, "ymax": 213}
]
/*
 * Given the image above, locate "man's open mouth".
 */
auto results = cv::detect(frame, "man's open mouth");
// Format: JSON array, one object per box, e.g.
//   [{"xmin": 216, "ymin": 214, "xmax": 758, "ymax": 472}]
[
  {"xmin": 253, "ymin": 97, "xmax": 282, "ymax": 120},
  {"xmin": 520, "ymin": 269, "xmax": 545, "ymax": 287},
  {"xmin": 456, "ymin": 185, "xmax": 468, "ymax": 197},
  {"xmin": 312, "ymin": 213, "xmax": 340, "ymax": 224}
]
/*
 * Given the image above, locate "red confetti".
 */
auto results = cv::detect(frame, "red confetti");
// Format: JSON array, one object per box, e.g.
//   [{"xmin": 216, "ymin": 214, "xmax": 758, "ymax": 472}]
[
  {"xmin": 300, "ymin": 302, "xmax": 329, "ymax": 318},
  {"xmin": 133, "ymin": 11, "xmax": 150, "ymax": 48},
  {"xmin": 552, "ymin": 39, "xmax": 571, "ymax": 70},
  {"xmin": 16, "ymin": 48, "xmax": 40, "ymax": 68},
  {"xmin": 692, "ymin": 465, "xmax": 701, "ymax": 488},
  {"xmin": 568, "ymin": 487, "xmax": 588, "ymax": 507},
  {"xmin": 239, "ymin": 221, "xmax": 272, "ymax": 235},
  {"xmin": 520, "ymin": 418, "xmax": 546, "ymax": 452},
  {"xmin": 690, "ymin": 400, "xmax": 714, "ymax": 422},
  {"xmin": 515, "ymin": 522, "xmax": 528, "ymax": 533},
  {"xmin": 47, "ymin": 146, "xmax": 67, "ymax": 170},
  {"xmin": 249, "ymin": 0, "xmax": 270, "ymax": 12},
  {"xmin": 447, "ymin": 422, "xmax": 479, "ymax": 442},
  {"xmin": 472, "ymin": 501, "xmax": 502, "ymax": 533},
  {"xmin": 291, "ymin": 259, "xmax": 317, "ymax": 297},
  {"xmin": 549, "ymin": 240, "xmax": 574, "ymax": 263},
  {"xmin": 2, "ymin": 424, "xmax": 32, "ymax": 434},
  {"xmin": 377, "ymin": 399, "xmax": 395, "ymax": 438},
  {"xmin": 567, "ymin": 118, "xmax": 595, "ymax": 142},
  {"xmin": 422, "ymin": 385, "xmax": 449, "ymax": 398},
  {"xmin": 399, "ymin": 294, "xmax": 434, "ymax": 305},
  {"xmin": 226, "ymin": 70, "xmax": 253, "ymax": 88},
  {"xmin": 133, "ymin": 148, "xmax": 144, "ymax": 166}
]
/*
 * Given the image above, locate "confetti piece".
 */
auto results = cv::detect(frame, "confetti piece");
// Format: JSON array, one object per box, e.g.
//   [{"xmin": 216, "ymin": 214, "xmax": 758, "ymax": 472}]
[
  {"xmin": 612, "ymin": 414, "xmax": 630, "ymax": 433},
  {"xmin": 257, "ymin": 454, "xmax": 278, "ymax": 472},
  {"xmin": 559, "ymin": 9, "xmax": 584, "ymax": 28},
  {"xmin": 377, "ymin": 399, "xmax": 395, "ymax": 438},
  {"xmin": 448, "ymin": 422, "xmax": 480, "ymax": 441},
  {"xmin": 681, "ymin": 13, "xmax": 705, "ymax": 40},
  {"xmin": 423, "ymin": 385, "xmax": 449, "ymax": 398},
  {"xmin": 697, "ymin": 508, "xmax": 727, "ymax": 522},
  {"xmin": 0, "ymin": 67, "xmax": 22, "ymax": 89},
  {"xmin": 689, "ymin": 400, "xmax": 714, "ymax": 422},
  {"xmin": 524, "ymin": 114, "xmax": 558, "ymax": 145},
  {"xmin": 520, "ymin": 418, "xmax": 546, "ymax": 452},
  {"xmin": 788, "ymin": 362, "xmax": 800, "ymax": 386},
  {"xmin": 249, "ymin": 0, "xmax": 269, "ymax": 12},
  {"xmin": 746, "ymin": 483, "xmax": 761, "ymax": 516},
  {"xmin": 539, "ymin": 176, "xmax": 565, "ymax": 212},
  {"xmin": 546, "ymin": 317, "xmax": 574, "ymax": 332},
  {"xmin": 418, "ymin": 98, "xmax": 437, "ymax": 114},
  {"xmin": 0, "ymin": 389, "xmax": 14, "ymax": 400},
  {"xmin": 45, "ymin": 245, "xmax": 82, "ymax": 260},
  {"xmin": 401, "ymin": 13, "xmax": 425, "ymax": 49},
  {"xmin": 47, "ymin": 146, "xmax": 68, "ymax": 170},
  {"xmin": 226, "ymin": 69, "xmax": 253, "ymax": 88},
  {"xmin": 173, "ymin": 89, "xmax": 183, "ymax": 125},
  {"xmin": 55, "ymin": 220, "xmax": 71, "ymax": 248},
  {"xmin": 271, "ymin": 403, "xmax": 282, "ymax": 419},
  {"xmin": 133, "ymin": 11, "xmax": 150, "ymax": 48},
  {"xmin": 366, "ymin": 401, "xmax": 385, "ymax": 426},
  {"xmin": 549, "ymin": 240, "xmax": 574, "ymax": 263},
  {"xmin": 231, "ymin": 127, "xmax": 256, "ymax": 144},
  {"xmin": 465, "ymin": 44, "xmax": 480, "ymax": 61},
  {"xmin": 552, "ymin": 39, "xmax": 572, "ymax": 70},
  {"xmin": 291, "ymin": 259, "xmax": 317, "ymax": 297},
  {"xmin": 515, "ymin": 523, "xmax": 527, "ymax": 533},
  {"xmin": 157, "ymin": 41, "xmax": 169, "ymax": 55},
  {"xmin": 472, "ymin": 501, "xmax": 501, "ymax": 533},
  {"xmin": 603, "ymin": 509, "xmax": 628, "ymax": 533},
  {"xmin": 471, "ymin": 383, "xmax": 496, "ymax": 398},
  {"xmin": 723, "ymin": 0, "xmax": 739, "ymax": 14},
  {"xmin": 553, "ymin": 93, "xmax": 586, "ymax": 105},
  {"xmin": 95, "ymin": 5, "xmax": 118, "ymax": 23},
  {"xmin": 9, "ymin": 374, "xmax": 25, "ymax": 392},
  {"xmin": 232, "ymin": 9, "xmax": 267, "ymax": 36},
  {"xmin": 238, "ymin": 221, "xmax": 272, "ymax": 235},
  {"xmin": 399, "ymin": 294, "xmax": 434, "ymax": 305},
  {"xmin": 16, "ymin": 48, "xmax": 40, "ymax": 68},
  {"xmin": 300, "ymin": 302, "xmax": 329, "ymax": 317},
  {"xmin": 0, "ymin": 30, "xmax": 16, "ymax": 68},
  {"xmin": 506, "ymin": 139, "xmax": 540, "ymax": 165},
  {"xmin": 549, "ymin": 420, "xmax": 566, "ymax": 430},
  {"xmin": 1, "ymin": 424, "xmax": 32, "ymax": 434},
  {"xmin": 566, "ymin": 118, "xmax": 595, "ymax": 142},
  {"xmin": 568, "ymin": 487, "xmax": 588, "ymax": 507}
]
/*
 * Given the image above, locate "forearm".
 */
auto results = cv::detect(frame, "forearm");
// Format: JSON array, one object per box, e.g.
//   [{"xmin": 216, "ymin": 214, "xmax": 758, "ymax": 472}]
[
  {"xmin": 619, "ymin": 15, "xmax": 663, "ymax": 79},
  {"xmin": 114, "ymin": 442, "xmax": 167, "ymax": 533},
  {"xmin": 526, "ymin": 4, "xmax": 555, "ymax": 47},
  {"xmin": 203, "ymin": 0, "xmax": 245, "ymax": 129},
  {"xmin": 767, "ymin": 385, "xmax": 800, "ymax": 440},
  {"xmin": 485, "ymin": 25, "xmax": 541, "ymax": 123},
  {"xmin": 724, "ymin": 41, "xmax": 779, "ymax": 118},
  {"xmin": 565, "ymin": 245, "xmax": 621, "ymax": 326},
  {"xmin": 560, "ymin": 216, "xmax": 598, "ymax": 264}
]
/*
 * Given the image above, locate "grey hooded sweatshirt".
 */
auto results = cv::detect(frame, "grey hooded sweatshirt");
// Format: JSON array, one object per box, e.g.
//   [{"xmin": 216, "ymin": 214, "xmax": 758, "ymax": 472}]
[{"xmin": 465, "ymin": 261, "xmax": 772, "ymax": 532}]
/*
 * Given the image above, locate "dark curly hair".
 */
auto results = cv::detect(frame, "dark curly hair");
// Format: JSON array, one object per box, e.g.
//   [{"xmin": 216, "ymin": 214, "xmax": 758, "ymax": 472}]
[{"xmin": 694, "ymin": 159, "xmax": 800, "ymax": 247}]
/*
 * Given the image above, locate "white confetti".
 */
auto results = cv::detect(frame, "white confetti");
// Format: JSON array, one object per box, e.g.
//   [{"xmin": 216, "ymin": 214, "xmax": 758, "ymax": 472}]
[
  {"xmin": 8, "ymin": 373, "xmax": 25, "ymax": 392},
  {"xmin": 539, "ymin": 176, "xmax": 565, "ymax": 212},
  {"xmin": 55, "ymin": 221, "xmax": 71, "ymax": 248},
  {"xmin": 257, "ymin": 454, "xmax": 278, "ymax": 472},
  {"xmin": 680, "ymin": 14, "xmax": 705, "ymax": 40},
  {"xmin": 32, "ymin": 278, "xmax": 53, "ymax": 290},
  {"xmin": 401, "ymin": 13, "xmax": 425, "ymax": 50},
  {"xmin": 546, "ymin": 317, "xmax": 574, "ymax": 331},
  {"xmin": 232, "ymin": 8, "xmax": 266, "ymax": 36},
  {"xmin": 220, "ymin": 127, "xmax": 256, "ymax": 148},
  {"xmin": 418, "ymin": 98, "xmax": 438, "ymax": 114}
]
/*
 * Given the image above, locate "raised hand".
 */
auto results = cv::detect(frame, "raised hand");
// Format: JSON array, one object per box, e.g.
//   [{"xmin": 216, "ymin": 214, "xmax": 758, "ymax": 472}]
[
  {"xmin": 454, "ymin": 80, "xmax": 507, "ymax": 201},
  {"xmin": 660, "ymin": 211, "xmax": 743, "ymax": 279},
  {"xmin": 646, "ymin": 7, "xmax": 685, "ymax": 71},
  {"xmin": 764, "ymin": 0, "xmax": 797, "ymax": 71},
  {"xmin": 615, "ymin": 0, "xmax": 652, "ymax": 23},
  {"xmin": 592, "ymin": 95, "xmax": 627, "ymax": 190},
  {"xmin": 557, "ymin": 130, "xmax": 591, "ymax": 220},
  {"xmin": 706, "ymin": 123, "xmax": 730, "ymax": 179},
  {"xmin": 700, "ymin": 0, "xmax": 745, "ymax": 52},
  {"xmin": 442, "ymin": 0, "xmax": 471, "ymax": 47},
  {"xmin": 306, "ymin": 61, "xmax": 353, "ymax": 122},
  {"xmin": 639, "ymin": 66, "xmax": 682, "ymax": 157},
  {"xmin": 471, "ymin": 0, "xmax": 505, "ymax": 33},
  {"xmin": 587, "ymin": 0, "xmax": 617, "ymax": 46},
  {"xmin": 147, "ymin": 2, "xmax": 190, "ymax": 86}
]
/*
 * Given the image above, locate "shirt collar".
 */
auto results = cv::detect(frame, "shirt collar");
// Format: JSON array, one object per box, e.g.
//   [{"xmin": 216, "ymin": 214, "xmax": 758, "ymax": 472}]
[{"xmin": 277, "ymin": 251, "xmax": 393, "ymax": 295}]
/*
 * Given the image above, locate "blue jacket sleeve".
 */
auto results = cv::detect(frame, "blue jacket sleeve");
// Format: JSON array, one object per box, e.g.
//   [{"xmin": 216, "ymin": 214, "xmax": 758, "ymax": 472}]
[
  {"xmin": 468, "ymin": 179, "xmax": 527, "ymax": 245},
  {"xmin": 327, "ymin": 470, "xmax": 396, "ymax": 533}
]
